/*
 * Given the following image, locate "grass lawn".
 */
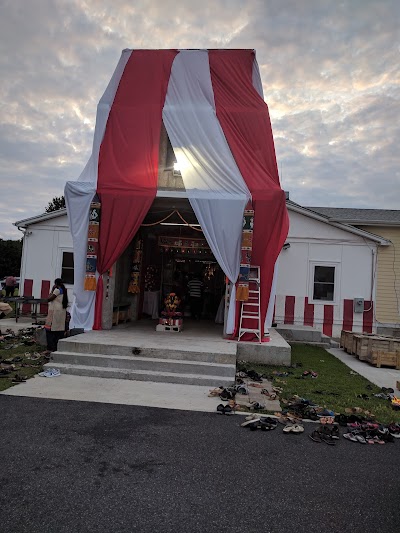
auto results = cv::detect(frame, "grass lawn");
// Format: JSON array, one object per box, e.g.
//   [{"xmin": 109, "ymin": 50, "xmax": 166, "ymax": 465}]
[
  {"xmin": 239, "ymin": 344, "xmax": 400, "ymax": 425},
  {"xmin": 0, "ymin": 341, "xmax": 46, "ymax": 392}
]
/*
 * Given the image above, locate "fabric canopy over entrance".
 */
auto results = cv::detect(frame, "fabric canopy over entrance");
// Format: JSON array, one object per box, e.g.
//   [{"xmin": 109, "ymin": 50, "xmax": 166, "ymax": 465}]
[{"xmin": 65, "ymin": 49, "xmax": 289, "ymax": 336}]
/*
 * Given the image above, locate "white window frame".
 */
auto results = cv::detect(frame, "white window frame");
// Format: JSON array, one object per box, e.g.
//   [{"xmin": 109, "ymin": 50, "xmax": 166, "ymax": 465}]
[{"xmin": 308, "ymin": 261, "xmax": 340, "ymax": 304}]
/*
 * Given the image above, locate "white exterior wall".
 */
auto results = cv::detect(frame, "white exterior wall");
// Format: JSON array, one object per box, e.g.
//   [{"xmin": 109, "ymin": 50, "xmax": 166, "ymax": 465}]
[
  {"xmin": 274, "ymin": 210, "xmax": 378, "ymax": 337},
  {"xmin": 18, "ymin": 207, "xmax": 381, "ymax": 337},
  {"xmin": 19, "ymin": 214, "xmax": 73, "ymax": 301}
]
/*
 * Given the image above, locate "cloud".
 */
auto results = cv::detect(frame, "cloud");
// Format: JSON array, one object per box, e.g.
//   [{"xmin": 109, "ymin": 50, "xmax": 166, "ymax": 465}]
[{"xmin": 0, "ymin": 0, "xmax": 399, "ymax": 238}]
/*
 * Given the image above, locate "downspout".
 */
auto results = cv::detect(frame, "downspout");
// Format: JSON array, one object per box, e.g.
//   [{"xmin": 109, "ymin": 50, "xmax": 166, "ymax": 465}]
[{"xmin": 364, "ymin": 248, "xmax": 376, "ymax": 313}]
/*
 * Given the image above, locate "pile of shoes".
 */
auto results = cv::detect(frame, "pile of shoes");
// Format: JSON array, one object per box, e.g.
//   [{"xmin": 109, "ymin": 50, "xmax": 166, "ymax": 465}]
[
  {"xmin": 309, "ymin": 425, "xmax": 340, "ymax": 445},
  {"xmin": 342, "ymin": 422, "xmax": 399, "ymax": 444}
]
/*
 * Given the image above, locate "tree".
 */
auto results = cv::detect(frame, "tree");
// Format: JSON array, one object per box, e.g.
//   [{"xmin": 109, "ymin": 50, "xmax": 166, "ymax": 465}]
[
  {"xmin": 45, "ymin": 195, "xmax": 66, "ymax": 213},
  {"xmin": 0, "ymin": 239, "xmax": 23, "ymax": 278}
]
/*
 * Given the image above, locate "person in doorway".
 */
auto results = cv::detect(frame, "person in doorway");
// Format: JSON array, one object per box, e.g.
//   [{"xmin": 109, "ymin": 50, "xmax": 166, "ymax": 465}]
[
  {"xmin": 187, "ymin": 273, "xmax": 203, "ymax": 320},
  {"xmin": 5, "ymin": 275, "xmax": 17, "ymax": 297},
  {"xmin": 44, "ymin": 278, "xmax": 68, "ymax": 355}
]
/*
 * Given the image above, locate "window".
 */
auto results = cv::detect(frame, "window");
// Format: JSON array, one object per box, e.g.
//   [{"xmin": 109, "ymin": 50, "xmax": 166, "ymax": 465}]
[
  {"xmin": 312, "ymin": 265, "xmax": 335, "ymax": 301},
  {"xmin": 61, "ymin": 252, "xmax": 74, "ymax": 285}
]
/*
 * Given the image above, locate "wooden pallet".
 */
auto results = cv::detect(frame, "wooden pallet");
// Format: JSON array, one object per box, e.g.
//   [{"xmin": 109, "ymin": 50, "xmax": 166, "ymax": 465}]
[
  {"xmin": 366, "ymin": 349, "xmax": 400, "ymax": 369},
  {"xmin": 355, "ymin": 336, "xmax": 400, "ymax": 361},
  {"xmin": 340, "ymin": 330, "xmax": 354, "ymax": 353}
]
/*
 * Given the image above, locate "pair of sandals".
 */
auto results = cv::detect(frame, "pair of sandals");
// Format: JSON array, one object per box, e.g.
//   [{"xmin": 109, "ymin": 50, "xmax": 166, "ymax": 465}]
[
  {"xmin": 261, "ymin": 389, "xmax": 278, "ymax": 400},
  {"xmin": 11, "ymin": 374, "xmax": 27, "ymax": 383},
  {"xmin": 283, "ymin": 423, "xmax": 304, "ymax": 434},
  {"xmin": 216, "ymin": 403, "xmax": 234, "ymax": 415},
  {"xmin": 309, "ymin": 425, "xmax": 339, "ymax": 445},
  {"xmin": 241, "ymin": 414, "xmax": 277, "ymax": 431},
  {"xmin": 343, "ymin": 431, "xmax": 384, "ymax": 445}
]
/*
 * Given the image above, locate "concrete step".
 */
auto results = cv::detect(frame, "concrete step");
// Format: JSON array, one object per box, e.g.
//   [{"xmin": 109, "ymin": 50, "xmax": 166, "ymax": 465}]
[
  {"xmin": 43, "ymin": 362, "xmax": 235, "ymax": 387},
  {"xmin": 57, "ymin": 338, "xmax": 236, "ymax": 365},
  {"xmin": 275, "ymin": 326, "xmax": 323, "ymax": 343},
  {"xmin": 52, "ymin": 351, "xmax": 236, "ymax": 378}
]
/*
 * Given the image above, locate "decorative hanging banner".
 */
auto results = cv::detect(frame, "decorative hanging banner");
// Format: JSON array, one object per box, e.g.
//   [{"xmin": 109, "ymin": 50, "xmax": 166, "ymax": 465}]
[
  {"xmin": 236, "ymin": 202, "xmax": 254, "ymax": 301},
  {"xmin": 84, "ymin": 202, "xmax": 101, "ymax": 291},
  {"xmin": 128, "ymin": 237, "xmax": 143, "ymax": 294},
  {"xmin": 158, "ymin": 236, "xmax": 211, "ymax": 255}
]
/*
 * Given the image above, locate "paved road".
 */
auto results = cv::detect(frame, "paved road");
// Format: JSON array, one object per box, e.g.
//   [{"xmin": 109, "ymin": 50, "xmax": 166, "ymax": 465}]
[{"xmin": 0, "ymin": 396, "xmax": 399, "ymax": 533}]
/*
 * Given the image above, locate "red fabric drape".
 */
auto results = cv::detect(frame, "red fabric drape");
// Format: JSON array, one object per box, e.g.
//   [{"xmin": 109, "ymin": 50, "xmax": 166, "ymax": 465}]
[
  {"xmin": 209, "ymin": 50, "xmax": 289, "ymax": 338},
  {"xmin": 93, "ymin": 49, "xmax": 178, "ymax": 329}
]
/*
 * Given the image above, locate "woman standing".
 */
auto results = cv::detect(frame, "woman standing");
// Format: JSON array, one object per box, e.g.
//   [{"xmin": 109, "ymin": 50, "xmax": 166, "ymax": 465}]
[{"xmin": 44, "ymin": 278, "xmax": 68, "ymax": 354}]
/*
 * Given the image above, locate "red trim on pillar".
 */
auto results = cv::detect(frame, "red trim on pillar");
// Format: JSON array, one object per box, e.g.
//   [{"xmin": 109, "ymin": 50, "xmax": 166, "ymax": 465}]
[
  {"xmin": 40, "ymin": 280, "xmax": 50, "ymax": 315},
  {"xmin": 343, "ymin": 299, "xmax": 353, "ymax": 331},
  {"xmin": 284, "ymin": 296, "xmax": 295, "ymax": 324},
  {"xmin": 21, "ymin": 279, "xmax": 33, "ymax": 314},
  {"xmin": 363, "ymin": 301, "xmax": 373, "ymax": 333},
  {"xmin": 323, "ymin": 305, "xmax": 334, "ymax": 337},
  {"xmin": 303, "ymin": 297, "xmax": 314, "ymax": 327}
]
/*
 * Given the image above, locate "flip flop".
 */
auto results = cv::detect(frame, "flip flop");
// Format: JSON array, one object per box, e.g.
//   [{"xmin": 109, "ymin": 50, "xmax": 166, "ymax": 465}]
[
  {"xmin": 309, "ymin": 430, "xmax": 322, "ymax": 442},
  {"xmin": 283, "ymin": 424, "xmax": 295, "ymax": 433},
  {"xmin": 244, "ymin": 413, "xmax": 261, "ymax": 421},
  {"xmin": 343, "ymin": 433, "xmax": 358, "ymax": 442},
  {"xmin": 38, "ymin": 368, "xmax": 61, "ymax": 378},
  {"xmin": 241, "ymin": 418, "xmax": 260, "ymax": 428}
]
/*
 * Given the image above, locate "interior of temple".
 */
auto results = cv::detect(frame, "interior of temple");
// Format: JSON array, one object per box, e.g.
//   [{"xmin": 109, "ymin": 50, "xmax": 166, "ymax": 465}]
[{"xmin": 112, "ymin": 197, "xmax": 226, "ymax": 326}]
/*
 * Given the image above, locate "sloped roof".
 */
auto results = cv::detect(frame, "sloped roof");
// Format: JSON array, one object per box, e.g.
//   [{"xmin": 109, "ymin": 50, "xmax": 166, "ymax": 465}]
[
  {"xmin": 14, "ymin": 198, "xmax": 391, "ymax": 246},
  {"xmin": 307, "ymin": 207, "xmax": 400, "ymax": 226}
]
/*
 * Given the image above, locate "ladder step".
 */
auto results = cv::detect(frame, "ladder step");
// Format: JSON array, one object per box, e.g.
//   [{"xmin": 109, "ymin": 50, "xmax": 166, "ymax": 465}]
[
  {"xmin": 249, "ymin": 290, "xmax": 259, "ymax": 294},
  {"xmin": 239, "ymin": 328, "xmax": 261, "ymax": 333},
  {"xmin": 243, "ymin": 303, "xmax": 259, "ymax": 306},
  {"xmin": 241, "ymin": 315, "xmax": 259, "ymax": 319}
]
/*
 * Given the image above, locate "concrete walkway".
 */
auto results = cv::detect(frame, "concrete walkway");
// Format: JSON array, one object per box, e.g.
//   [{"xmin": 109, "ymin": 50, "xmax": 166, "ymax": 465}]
[
  {"xmin": 2, "ymin": 374, "xmax": 281, "ymax": 413},
  {"xmin": 328, "ymin": 347, "xmax": 400, "ymax": 392}
]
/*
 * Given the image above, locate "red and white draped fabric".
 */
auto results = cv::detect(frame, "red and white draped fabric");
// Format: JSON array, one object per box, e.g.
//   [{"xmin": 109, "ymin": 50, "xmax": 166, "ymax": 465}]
[{"xmin": 65, "ymin": 49, "xmax": 288, "ymax": 334}]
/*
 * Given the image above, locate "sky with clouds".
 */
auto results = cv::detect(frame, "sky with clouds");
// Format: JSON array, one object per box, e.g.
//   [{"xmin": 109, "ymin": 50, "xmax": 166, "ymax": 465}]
[{"xmin": 0, "ymin": 0, "xmax": 399, "ymax": 239}]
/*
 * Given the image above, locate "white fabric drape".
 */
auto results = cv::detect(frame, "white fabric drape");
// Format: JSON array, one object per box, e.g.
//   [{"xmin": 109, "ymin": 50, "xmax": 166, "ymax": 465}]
[
  {"xmin": 163, "ymin": 50, "xmax": 251, "ymax": 335},
  {"xmin": 64, "ymin": 181, "xmax": 96, "ymax": 330},
  {"xmin": 64, "ymin": 50, "xmax": 132, "ymax": 330},
  {"xmin": 163, "ymin": 50, "xmax": 251, "ymax": 286}
]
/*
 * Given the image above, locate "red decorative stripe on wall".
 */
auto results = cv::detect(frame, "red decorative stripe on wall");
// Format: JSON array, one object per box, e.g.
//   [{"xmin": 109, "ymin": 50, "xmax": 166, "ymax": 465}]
[
  {"xmin": 21, "ymin": 279, "xmax": 33, "ymax": 314},
  {"xmin": 40, "ymin": 280, "xmax": 50, "ymax": 315},
  {"xmin": 363, "ymin": 301, "xmax": 373, "ymax": 333},
  {"xmin": 323, "ymin": 305, "xmax": 334, "ymax": 337},
  {"xmin": 284, "ymin": 296, "xmax": 295, "ymax": 324},
  {"xmin": 303, "ymin": 297, "xmax": 314, "ymax": 327},
  {"xmin": 343, "ymin": 299, "xmax": 353, "ymax": 331}
]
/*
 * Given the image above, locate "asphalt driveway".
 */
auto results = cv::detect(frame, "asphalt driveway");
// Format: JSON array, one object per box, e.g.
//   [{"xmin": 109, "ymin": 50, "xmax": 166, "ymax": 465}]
[{"xmin": 0, "ymin": 396, "xmax": 399, "ymax": 533}]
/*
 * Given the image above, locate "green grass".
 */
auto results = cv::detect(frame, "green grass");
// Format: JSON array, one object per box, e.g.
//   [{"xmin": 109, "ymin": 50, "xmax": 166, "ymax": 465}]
[
  {"xmin": 0, "ymin": 342, "xmax": 45, "ymax": 391},
  {"xmin": 238, "ymin": 344, "xmax": 400, "ymax": 425}
]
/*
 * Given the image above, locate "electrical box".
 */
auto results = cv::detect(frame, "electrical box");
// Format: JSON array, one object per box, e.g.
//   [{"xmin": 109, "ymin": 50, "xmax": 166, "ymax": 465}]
[{"xmin": 354, "ymin": 298, "xmax": 364, "ymax": 313}]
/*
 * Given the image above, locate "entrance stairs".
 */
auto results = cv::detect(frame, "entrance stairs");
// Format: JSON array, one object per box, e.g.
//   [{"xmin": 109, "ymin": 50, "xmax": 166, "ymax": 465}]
[
  {"xmin": 275, "ymin": 324, "xmax": 339, "ymax": 348},
  {"xmin": 45, "ymin": 328, "xmax": 237, "ymax": 387}
]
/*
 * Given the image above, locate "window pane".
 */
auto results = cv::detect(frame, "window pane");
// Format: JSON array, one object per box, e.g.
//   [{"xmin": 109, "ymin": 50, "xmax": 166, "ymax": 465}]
[
  {"xmin": 314, "ymin": 266, "xmax": 335, "ymax": 283},
  {"xmin": 62, "ymin": 252, "xmax": 74, "ymax": 268},
  {"xmin": 62, "ymin": 252, "xmax": 74, "ymax": 284},
  {"xmin": 313, "ymin": 282, "xmax": 334, "ymax": 301}
]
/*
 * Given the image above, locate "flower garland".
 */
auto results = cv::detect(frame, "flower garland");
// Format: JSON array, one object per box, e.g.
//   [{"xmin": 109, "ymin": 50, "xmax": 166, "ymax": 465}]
[{"xmin": 161, "ymin": 292, "xmax": 182, "ymax": 318}]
